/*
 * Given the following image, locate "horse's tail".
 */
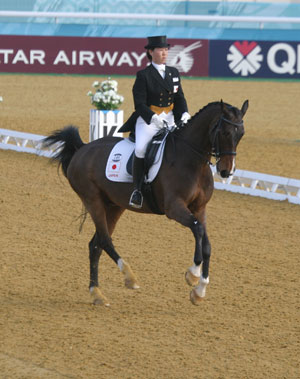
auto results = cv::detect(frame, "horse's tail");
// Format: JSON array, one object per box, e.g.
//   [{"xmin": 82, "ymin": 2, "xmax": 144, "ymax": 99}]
[{"xmin": 43, "ymin": 125, "xmax": 84, "ymax": 177}]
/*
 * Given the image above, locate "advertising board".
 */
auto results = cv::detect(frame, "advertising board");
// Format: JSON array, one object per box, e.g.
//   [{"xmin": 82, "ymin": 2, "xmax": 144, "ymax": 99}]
[
  {"xmin": 210, "ymin": 40, "xmax": 300, "ymax": 79},
  {"xmin": 2, "ymin": 35, "xmax": 298, "ymax": 80},
  {"xmin": 0, "ymin": 35, "xmax": 209, "ymax": 77}
]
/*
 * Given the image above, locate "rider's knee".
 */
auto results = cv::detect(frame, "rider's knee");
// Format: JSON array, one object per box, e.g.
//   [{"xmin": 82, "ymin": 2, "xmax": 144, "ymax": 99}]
[{"xmin": 134, "ymin": 147, "xmax": 146, "ymax": 159}]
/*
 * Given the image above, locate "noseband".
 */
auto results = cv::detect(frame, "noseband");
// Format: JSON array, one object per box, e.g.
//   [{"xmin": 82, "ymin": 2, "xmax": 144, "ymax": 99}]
[{"xmin": 211, "ymin": 116, "xmax": 244, "ymax": 159}]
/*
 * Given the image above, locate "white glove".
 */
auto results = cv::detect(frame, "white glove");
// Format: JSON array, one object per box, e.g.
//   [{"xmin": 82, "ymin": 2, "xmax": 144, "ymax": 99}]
[
  {"xmin": 181, "ymin": 112, "xmax": 191, "ymax": 124},
  {"xmin": 151, "ymin": 113, "xmax": 165, "ymax": 129}
]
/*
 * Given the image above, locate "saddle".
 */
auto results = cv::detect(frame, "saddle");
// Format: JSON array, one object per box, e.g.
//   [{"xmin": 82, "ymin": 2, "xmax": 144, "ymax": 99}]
[
  {"xmin": 126, "ymin": 127, "xmax": 169, "ymax": 179},
  {"xmin": 105, "ymin": 127, "xmax": 172, "ymax": 215}
]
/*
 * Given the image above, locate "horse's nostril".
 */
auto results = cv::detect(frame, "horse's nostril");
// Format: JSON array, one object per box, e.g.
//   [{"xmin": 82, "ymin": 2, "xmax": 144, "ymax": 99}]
[{"xmin": 220, "ymin": 170, "xmax": 230, "ymax": 178}]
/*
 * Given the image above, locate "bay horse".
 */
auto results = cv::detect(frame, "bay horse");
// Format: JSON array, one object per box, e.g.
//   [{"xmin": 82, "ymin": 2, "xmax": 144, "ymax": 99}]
[{"xmin": 43, "ymin": 100, "xmax": 248, "ymax": 306}]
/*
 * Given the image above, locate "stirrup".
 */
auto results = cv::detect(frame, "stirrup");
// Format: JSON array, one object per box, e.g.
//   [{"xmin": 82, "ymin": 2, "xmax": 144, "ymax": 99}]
[{"xmin": 129, "ymin": 189, "xmax": 143, "ymax": 208}]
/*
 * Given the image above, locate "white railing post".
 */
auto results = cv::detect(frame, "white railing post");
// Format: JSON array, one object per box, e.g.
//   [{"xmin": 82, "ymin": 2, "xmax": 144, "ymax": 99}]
[{"xmin": 89, "ymin": 109, "xmax": 124, "ymax": 141}]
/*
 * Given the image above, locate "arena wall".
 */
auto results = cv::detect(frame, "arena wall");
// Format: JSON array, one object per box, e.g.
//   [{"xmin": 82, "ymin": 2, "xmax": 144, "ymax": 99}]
[{"xmin": 1, "ymin": 1, "xmax": 300, "ymax": 79}]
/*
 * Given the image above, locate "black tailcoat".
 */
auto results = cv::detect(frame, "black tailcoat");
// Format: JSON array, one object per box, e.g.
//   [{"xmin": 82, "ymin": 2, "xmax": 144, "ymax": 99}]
[{"xmin": 119, "ymin": 64, "xmax": 188, "ymax": 133}]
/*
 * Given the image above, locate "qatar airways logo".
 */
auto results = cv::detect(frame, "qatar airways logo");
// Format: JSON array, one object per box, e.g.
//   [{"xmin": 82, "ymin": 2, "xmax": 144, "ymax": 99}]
[
  {"xmin": 227, "ymin": 41, "xmax": 300, "ymax": 77},
  {"xmin": 167, "ymin": 41, "xmax": 202, "ymax": 73}
]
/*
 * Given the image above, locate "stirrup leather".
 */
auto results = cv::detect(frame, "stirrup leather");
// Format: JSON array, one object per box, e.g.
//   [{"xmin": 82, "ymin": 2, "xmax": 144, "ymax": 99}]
[{"xmin": 129, "ymin": 189, "xmax": 143, "ymax": 208}]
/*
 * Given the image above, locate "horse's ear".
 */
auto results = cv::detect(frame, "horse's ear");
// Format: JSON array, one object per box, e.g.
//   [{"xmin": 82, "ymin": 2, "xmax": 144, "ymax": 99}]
[
  {"xmin": 220, "ymin": 99, "xmax": 224, "ymax": 112},
  {"xmin": 241, "ymin": 100, "xmax": 249, "ymax": 116},
  {"xmin": 220, "ymin": 99, "xmax": 231, "ymax": 118}
]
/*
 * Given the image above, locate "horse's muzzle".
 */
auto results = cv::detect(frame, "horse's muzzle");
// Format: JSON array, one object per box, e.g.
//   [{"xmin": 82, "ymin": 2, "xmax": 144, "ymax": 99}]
[
  {"xmin": 219, "ymin": 170, "xmax": 232, "ymax": 178},
  {"xmin": 217, "ymin": 156, "xmax": 236, "ymax": 178}
]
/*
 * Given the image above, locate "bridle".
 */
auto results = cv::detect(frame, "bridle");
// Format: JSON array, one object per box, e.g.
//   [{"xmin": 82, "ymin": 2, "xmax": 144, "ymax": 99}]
[
  {"xmin": 210, "ymin": 116, "xmax": 244, "ymax": 160},
  {"xmin": 171, "ymin": 114, "xmax": 244, "ymax": 165}
]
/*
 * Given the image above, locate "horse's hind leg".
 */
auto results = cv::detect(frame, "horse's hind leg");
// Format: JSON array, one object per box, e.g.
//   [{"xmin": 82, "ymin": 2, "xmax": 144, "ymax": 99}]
[
  {"xmin": 105, "ymin": 205, "xmax": 139, "ymax": 290},
  {"xmin": 88, "ymin": 201, "xmax": 139, "ymax": 305},
  {"xmin": 89, "ymin": 232, "xmax": 110, "ymax": 306}
]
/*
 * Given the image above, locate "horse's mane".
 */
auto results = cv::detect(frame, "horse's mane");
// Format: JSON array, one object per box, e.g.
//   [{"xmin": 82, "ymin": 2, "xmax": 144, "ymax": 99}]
[
  {"xmin": 189, "ymin": 101, "xmax": 222, "ymax": 123},
  {"xmin": 189, "ymin": 100, "xmax": 240, "ymax": 125}
]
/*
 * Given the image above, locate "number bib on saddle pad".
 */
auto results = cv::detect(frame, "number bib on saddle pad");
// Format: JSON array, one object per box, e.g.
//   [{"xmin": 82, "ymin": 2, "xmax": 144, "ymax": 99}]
[{"xmin": 105, "ymin": 134, "xmax": 168, "ymax": 183}]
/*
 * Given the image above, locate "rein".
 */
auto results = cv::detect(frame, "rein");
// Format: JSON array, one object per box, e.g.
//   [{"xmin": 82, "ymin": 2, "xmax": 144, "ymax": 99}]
[
  {"xmin": 171, "ymin": 132, "xmax": 211, "ymax": 164},
  {"xmin": 172, "ymin": 115, "xmax": 243, "ymax": 164}
]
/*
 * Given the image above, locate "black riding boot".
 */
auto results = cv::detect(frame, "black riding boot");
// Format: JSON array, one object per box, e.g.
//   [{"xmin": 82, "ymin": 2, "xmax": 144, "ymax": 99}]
[{"xmin": 129, "ymin": 155, "xmax": 145, "ymax": 208}]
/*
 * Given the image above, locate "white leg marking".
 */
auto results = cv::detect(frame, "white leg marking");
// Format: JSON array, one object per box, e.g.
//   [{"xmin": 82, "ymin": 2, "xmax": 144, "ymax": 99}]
[
  {"xmin": 189, "ymin": 263, "xmax": 201, "ymax": 278},
  {"xmin": 120, "ymin": 259, "xmax": 140, "ymax": 289},
  {"xmin": 89, "ymin": 286, "xmax": 95, "ymax": 294},
  {"xmin": 194, "ymin": 275, "xmax": 209, "ymax": 298},
  {"xmin": 117, "ymin": 258, "xmax": 124, "ymax": 271}
]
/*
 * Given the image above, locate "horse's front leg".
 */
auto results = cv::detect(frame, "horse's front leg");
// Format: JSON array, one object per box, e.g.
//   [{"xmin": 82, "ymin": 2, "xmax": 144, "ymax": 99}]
[
  {"xmin": 165, "ymin": 200, "xmax": 210, "ymax": 305},
  {"xmin": 187, "ymin": 228, "xmax": 211, "ymax": 305},
  {"xmin": 185, "ymin": 220, "xmax": 203, "ymax": 286}
]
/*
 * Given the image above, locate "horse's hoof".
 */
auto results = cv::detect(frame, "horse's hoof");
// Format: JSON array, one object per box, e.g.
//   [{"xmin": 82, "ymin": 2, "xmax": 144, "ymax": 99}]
[
  {"xmin": 125, "ymin": 278, "xmax": 140, "ymax": 290},
  {"xmin": 185, "ymin": 270, "xmax": 200, "ymax": 286},
  {"xmin": 122, "ymin": 260, "xmax": 140, "ymax": 289},
  {"xmin": 93, "ymin": 298, "xmax": 110, "ymax": 307},
  {"xmin": 190, "ymin": 288, "xmax": 205, "ymax": 306},
  {"xmin": 90, "ymin": 287, "xmax": 110, "ymax": 306}
]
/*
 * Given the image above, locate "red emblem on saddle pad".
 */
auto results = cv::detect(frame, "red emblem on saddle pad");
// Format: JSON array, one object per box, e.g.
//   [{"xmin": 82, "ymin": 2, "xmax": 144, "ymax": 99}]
[
  {"xmin": 108, "ymin": 153, "xmax": 122, "ymax": 177},
  {"xmin": 108, "ymin": 161, "xmax": 121, "ymax": 173}
]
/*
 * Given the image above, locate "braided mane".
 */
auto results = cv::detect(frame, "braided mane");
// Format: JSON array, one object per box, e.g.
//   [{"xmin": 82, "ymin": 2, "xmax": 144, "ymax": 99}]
[
  {"xmin": 189, "ymin": 101, "xmax": 222, "ymax": 123},
  {"xmin": 188, "ymin": 100, "xmax": 240, "ymax": 125}
]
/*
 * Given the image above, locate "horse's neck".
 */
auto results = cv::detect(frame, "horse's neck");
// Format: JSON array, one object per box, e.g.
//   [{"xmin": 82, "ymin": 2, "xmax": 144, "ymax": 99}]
[{"xmin": 182, "ymin": 108, "xmax": 219, "ymax": 151}]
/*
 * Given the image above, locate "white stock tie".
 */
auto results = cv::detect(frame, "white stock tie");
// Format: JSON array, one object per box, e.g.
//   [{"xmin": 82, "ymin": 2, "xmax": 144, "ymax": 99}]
[{"xmin": 153, "ymin": 63, "xmax": 166, "ymax": 79}]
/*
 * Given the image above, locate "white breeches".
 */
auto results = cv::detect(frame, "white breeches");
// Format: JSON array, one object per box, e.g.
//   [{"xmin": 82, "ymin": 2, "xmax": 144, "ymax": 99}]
[{"xmin": 135, "ymin": 112, "xmax": 175, "ymax": 158}]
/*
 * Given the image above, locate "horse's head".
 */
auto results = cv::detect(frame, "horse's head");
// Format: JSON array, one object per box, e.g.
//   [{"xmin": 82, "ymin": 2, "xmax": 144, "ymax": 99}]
[{"xmin": 210, "ymin": 100, "xmax": 248, "ymax": 178}]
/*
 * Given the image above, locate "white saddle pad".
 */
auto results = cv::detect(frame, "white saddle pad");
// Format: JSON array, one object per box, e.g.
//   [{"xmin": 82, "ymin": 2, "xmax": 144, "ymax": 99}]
[{"xmin": 105, "ymin": 137, "xmax": 167, "ymax": 183}]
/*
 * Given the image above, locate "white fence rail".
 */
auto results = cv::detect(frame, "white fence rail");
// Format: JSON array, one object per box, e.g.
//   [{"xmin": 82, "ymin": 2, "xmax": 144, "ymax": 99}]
[
  {"xmin": 0, "ymin": 128, "xmax": 59, "ymax": 157},
  {"xmin": 1, "ymin": 128, "xmax": 299, "ymax": 205},
  {"xmin": 1, "ymin": 11, "xmax": 300, "ymax": 28},
  {"xmin": 211, "ymin": 167, "xmax": 300, "ymax": 205}
]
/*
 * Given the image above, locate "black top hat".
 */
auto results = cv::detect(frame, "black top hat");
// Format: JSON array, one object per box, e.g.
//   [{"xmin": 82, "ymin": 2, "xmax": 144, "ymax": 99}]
[{"xmin": 144, "ymin": 35, "xmax": 170, "ymax": 49}]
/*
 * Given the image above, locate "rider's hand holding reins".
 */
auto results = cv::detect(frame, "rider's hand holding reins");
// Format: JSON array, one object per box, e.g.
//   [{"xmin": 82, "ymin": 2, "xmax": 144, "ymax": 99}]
[
  {"xmin": 181, "ymin": 112, "xmax": 191, "ymax": 124},
  {"xmin": 151, "ymin": 113, "xmax": 166, "ymax": 129}
]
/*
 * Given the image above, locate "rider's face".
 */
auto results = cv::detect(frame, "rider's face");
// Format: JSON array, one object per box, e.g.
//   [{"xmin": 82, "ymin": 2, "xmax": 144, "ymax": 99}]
[{"xmin": 150, "ymin": 47, "xmax": 169, "ymax": 65}]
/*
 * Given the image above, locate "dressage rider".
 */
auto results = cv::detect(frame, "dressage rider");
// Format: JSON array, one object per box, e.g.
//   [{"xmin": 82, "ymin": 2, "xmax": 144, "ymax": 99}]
[{"xmin": 119, "ymin": 35, "xmax": 191, "ymax": 209}]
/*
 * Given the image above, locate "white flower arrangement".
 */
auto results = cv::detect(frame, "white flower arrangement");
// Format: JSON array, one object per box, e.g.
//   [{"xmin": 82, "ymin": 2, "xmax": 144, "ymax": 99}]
[
  {"xmin": 0, "ymin": 96, "xmax": 3, "ymax": 103},
  {"xmin": 87, "ymin": 77, "xmax": 124, "ymax": 111}
]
